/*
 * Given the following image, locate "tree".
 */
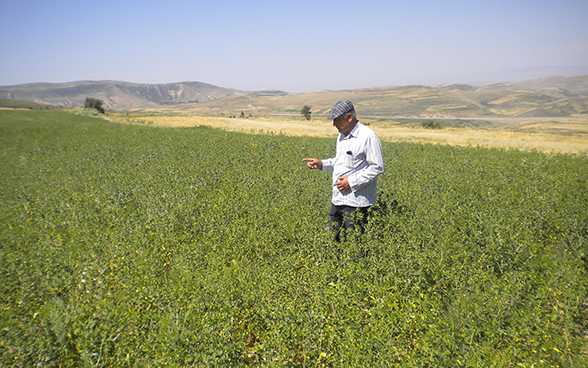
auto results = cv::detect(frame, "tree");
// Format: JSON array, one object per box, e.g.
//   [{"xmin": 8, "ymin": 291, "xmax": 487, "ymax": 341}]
[
  {"xmin": 301, "ymin": 105, "xmax": 312, "ymax": 121},
  {"xmin": 84, "ymin": 97, "xmax": 105, "ymax": 114}
]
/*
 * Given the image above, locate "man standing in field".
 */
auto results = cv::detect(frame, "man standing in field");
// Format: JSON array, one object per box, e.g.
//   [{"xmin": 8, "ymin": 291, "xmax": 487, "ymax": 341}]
[{"xmin": 303, "ymin": 100, "xmax": 385, "ymax": 241}]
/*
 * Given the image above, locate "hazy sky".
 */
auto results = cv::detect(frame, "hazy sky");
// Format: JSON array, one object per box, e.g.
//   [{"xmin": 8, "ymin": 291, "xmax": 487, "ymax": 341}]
[{"xmin": 1, "ymin": 0, "xmax": 587, "ymax": 92}]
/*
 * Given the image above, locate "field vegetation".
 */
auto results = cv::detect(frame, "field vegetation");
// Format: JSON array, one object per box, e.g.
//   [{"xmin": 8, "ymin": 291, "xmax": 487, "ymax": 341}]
[{"xmin": 1, "ymin": 110, "xmax": 587, "ymax": 366}]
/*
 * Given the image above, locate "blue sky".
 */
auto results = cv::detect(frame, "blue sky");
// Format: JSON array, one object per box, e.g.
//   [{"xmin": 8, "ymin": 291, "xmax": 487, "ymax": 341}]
[{"xmin": 1, "ymin": 0, "xmax": 587, "ymax": 92}]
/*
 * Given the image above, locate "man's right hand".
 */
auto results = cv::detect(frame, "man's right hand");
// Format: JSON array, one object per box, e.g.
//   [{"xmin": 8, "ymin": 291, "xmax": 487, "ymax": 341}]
[{"xmin": 302, "ymin": 158, "xmax": 322, "ymax": 170}]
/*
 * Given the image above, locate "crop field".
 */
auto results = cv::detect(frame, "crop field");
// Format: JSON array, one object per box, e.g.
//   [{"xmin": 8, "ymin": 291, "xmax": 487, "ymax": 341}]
[{"xmin": 1, "ymin": 110, "xmax": 587, "ymax": 366}]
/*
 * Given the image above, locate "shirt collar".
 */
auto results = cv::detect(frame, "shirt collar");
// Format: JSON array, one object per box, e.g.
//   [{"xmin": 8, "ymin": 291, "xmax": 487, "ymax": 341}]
[{"xmin": 344, "ymin": 121, "xmax": 361, "ymax": 139}]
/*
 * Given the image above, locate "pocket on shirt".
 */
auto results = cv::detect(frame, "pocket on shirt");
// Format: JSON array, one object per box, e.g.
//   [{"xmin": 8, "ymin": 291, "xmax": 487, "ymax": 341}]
[{"xmin": 345, "ymin": 151, "xmax": 354, "ymax": 168}]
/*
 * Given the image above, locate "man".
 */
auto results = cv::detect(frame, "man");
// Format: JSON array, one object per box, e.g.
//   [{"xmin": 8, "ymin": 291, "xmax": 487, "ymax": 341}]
[{"xmin": 302, "ymin": 100, "xmax": 385, "ymax": 241}]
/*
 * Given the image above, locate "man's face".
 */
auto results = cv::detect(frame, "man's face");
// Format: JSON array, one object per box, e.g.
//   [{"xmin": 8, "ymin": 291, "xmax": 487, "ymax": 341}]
[{"xmin": 333, "ymin": 113, "xmax": 355, "ymax": 136}]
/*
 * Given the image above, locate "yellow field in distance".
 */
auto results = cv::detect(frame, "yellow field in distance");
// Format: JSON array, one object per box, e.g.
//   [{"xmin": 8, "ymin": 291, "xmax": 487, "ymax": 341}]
[{"xmin": 107, "ymin": 113, "xmax": 588, "ymax": 156}]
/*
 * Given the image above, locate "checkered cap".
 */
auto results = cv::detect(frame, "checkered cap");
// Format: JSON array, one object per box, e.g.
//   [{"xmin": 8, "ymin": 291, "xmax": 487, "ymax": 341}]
[{"xmin": 328, "ymin": 100, "xmax": 355, "ymax": 120}]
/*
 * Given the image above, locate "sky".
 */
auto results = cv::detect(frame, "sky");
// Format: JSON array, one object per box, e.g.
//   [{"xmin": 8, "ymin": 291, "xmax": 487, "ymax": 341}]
[{"xmin": 1, "ymin": 0, "xmax": 588, "ymax": 92}]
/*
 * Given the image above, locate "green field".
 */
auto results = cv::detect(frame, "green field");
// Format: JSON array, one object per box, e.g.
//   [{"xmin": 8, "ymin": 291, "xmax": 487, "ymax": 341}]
[{"xmin": 1, "ymin": 110, "xmax": 587, "ymax": 366}]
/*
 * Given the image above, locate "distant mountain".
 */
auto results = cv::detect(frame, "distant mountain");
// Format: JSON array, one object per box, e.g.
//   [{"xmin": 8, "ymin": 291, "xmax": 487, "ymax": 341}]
[
  {"xmin": 0, "ymin": 80, "xmax": 289, "ymax": 110},
  {"xmin": 478, "ymin": 75, "xmax": 588, "ymax": 97},
  {"xmin": 442, "ymin": 66, "xmax": 588, "ymax": 87},
  {"xmin": 140, "ymin": 81, "xmax": 588, "ymax": 119},
  {"xmin": 1, "ymin": 76, "xmax": 587, "ymax": 118}
]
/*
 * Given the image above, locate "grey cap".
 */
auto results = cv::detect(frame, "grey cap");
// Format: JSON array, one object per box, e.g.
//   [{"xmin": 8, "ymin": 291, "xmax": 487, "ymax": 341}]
[{"xmin": 328, "ymin": 100, "xmax": 355, "ymax": 120}]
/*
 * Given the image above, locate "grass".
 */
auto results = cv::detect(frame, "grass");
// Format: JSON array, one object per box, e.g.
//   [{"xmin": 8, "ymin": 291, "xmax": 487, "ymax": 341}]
[{"xmin": 1, "ymin": 109, "xmax": 587, "ymax": 366}]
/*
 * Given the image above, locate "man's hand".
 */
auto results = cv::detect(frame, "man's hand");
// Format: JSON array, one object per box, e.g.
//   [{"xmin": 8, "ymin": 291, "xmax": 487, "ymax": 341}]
[
  {"xmin": 302, "ymin": 158, "xmax": 322, "ymax": 170},
  {"xmin": 336, "ymin": 176, "xmax": 350, "ymax": 192}
]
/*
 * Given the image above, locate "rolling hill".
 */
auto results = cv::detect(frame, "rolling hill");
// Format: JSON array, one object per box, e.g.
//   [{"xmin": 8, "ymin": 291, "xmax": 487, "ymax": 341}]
[
  {"xmin": 0, "ymin": 80, "xmax": 286, "ymax": 110},
  {"xmin": 145, "ymin": 80, "xmax": 588, "ymax": 119},
  {"xmin": 1, "ymin": 76, "xmax": 587, "ymax": 118}
]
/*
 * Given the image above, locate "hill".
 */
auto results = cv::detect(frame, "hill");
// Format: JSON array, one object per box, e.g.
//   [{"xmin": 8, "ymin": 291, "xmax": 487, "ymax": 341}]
[
  {"xmin": 148, "ymin": 82, "xmax": 588, "ymax": 119},
  {"xmin": 0, "ymin": 81, "xmax": 287, "ymax": 110},
  {"xmin": 478, "ymin": 75, "xmax": 588, "ymax": 97},
  {"xmin": 1, "ymin": 76, "xmax": 588, "ymax": 118},
  {"xmin": 0, "ymin": 99, "xmax": 61, "ymax": 110}
]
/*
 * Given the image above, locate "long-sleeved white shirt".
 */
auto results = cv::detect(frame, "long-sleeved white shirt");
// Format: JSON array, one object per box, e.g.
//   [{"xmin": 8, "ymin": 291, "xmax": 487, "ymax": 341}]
[{"xmin": 321, "ymin": 122, "xmax": 385, "ymax": 207}]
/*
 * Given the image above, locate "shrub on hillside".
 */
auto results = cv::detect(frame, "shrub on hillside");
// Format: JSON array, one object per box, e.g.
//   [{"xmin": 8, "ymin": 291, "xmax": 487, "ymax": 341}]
[
  {"xmin": 84, "ymin": 97, "xmax": 105, "ymax": 114},
  {"xmin": 301, "ymin": 105, "xmax": 311, "ymax": 120},
  {"xmin": 421, "ymin": 120, "xmax": 442, "ymax": 129}
]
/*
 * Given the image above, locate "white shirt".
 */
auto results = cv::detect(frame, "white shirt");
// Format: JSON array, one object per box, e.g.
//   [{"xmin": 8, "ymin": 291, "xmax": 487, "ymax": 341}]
[{"xmin": 321, "ymin": 122, "xmax": 385, "ymax": 207}]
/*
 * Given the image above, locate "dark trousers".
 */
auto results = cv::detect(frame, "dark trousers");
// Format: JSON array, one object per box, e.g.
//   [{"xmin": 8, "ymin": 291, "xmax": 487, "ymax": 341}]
[{"xmin": 328, "ymin": 204, "xmax": 370, "ymax": 242}]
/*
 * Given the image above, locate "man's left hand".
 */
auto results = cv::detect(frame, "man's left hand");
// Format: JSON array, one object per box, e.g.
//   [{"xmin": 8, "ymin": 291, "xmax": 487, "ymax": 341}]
[{"xmin": 336, "ymin": 176, "xmax": 350, "ymax": 192}]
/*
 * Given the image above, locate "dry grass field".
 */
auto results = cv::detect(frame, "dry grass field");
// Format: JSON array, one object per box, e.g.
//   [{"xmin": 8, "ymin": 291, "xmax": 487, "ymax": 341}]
[{"xmin": 107, "ymin": 113, "xmax": 588, "ymax": 155}]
